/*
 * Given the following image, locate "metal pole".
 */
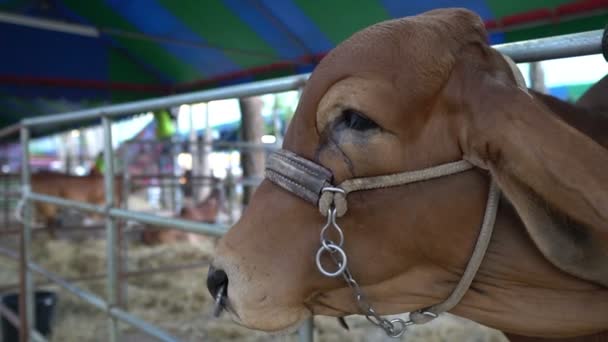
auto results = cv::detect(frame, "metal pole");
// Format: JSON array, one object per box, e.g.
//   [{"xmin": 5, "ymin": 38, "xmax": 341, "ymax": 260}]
[
  {"xmin": 19, "ymin": 126, "xmax": 34, "ymax": 342},
  {"xmin": 494, "ymin": 29, "xmax": 603, "ymax": 63},
  {"xmin": 22, "ymin": 74, "xmax": 309, "ymax": 127},
  {"xmin": 197, "ymin": 103, "xmax": 212, "ymax": 202},
  {"xmin": 225, "ymin": 167, "xmax": 235, "ymax": 225},
  {"xmin": 170, "ymin": 140, "xmax": 177, "ymax": 213},
  {"xmin": 529, "ymin": 62, "xmax": 546, "ymax": 93},
  {"xmin": 188, "ymin": 104, "xmax": 196, "ymax": 204},
  {"xmin": 0, "ymin": 302, "xmax": 20, "ymax": 332},
  {"xmin": 4, "ymin": 175, "xmax": 9, "ymax": 228},
  {"xmin": 102, "ymin": 117, "xmax": 119, "ymax": 342},
  {"xmin": 23, "ymin": 191, "xmax": 228, "ymax": 235},
  {"xmin": 23, "ymin": 259, "xmax": 181, "ymax": 342},
  {"xmin": 120, "ymin": 147, "xmax": 130, "ymax": 308},
  {"xmin": 13, "ymin": 30, "xmax": 607, "ymax": 132},
  {"xmin": 0, "ymin": 123, "xmax": 20, "ymax": 140},
  {"xmin": 298, "ymin": 318, "xmax": 314, "ymax": 342},
  {"xmin": 117, "ymin": 221, "xmax": 127, "ymax": 309}
]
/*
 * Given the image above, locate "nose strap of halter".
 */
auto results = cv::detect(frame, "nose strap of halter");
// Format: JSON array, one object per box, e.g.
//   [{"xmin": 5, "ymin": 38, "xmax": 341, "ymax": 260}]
[{"xmin": 265, "ymin": 149, "xmax": 333, "ymax": 205}]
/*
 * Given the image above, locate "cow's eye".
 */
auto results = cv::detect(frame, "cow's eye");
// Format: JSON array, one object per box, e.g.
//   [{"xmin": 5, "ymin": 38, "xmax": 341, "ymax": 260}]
[{"xmin": 341, "ymin": 108, "xmax": 379, "ymax": 131}]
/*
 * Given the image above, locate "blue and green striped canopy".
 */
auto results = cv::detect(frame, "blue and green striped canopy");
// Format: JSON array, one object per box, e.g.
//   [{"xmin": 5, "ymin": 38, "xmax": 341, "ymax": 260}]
[{"xmin": 1, "ymin": 0, "xmax": 607, "ymax": 130}]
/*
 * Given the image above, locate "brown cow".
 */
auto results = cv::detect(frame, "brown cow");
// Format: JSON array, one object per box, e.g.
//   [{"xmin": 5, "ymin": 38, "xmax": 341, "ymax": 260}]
[
  {"xmin": 141, "ymin": 186, "xmax": 223, "ymax": 245},
  {"xmin": 209, "ymin": 8, "xmax": 608, "ymax": 341},
  {"xmin": 28, "ymin": 172, "xmax": 122, "ymax": 236}
]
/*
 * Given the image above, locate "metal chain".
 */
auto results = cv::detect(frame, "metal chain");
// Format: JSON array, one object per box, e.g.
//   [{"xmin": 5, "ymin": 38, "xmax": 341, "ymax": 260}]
[{"xmin": 315, "ymin": 200, "xmax": 410, "ymax": 338}]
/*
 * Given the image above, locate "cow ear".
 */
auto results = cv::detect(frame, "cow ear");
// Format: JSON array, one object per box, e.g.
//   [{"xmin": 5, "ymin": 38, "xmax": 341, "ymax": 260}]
[{"xmin": 452, "ymin": 46, "xmax": 608, "ymax": 286}]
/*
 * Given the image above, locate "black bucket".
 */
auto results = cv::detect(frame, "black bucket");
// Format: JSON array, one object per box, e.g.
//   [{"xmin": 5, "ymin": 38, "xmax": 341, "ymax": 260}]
[{"xmin": 1, "ymin": 291, "xmax": 57, "ymax": 342}]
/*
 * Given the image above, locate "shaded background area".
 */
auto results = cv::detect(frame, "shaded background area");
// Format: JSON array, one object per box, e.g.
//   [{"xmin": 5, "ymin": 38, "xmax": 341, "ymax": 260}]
[{"xmin": 1, "ymin": 0, "xmax": 608, "ymax": 128}]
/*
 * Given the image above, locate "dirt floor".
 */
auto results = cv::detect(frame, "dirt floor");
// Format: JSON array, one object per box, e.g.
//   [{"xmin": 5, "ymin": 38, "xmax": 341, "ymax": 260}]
[{"xmin": 0, "ymin": 233, "xmax": 508, "ymax": 342}]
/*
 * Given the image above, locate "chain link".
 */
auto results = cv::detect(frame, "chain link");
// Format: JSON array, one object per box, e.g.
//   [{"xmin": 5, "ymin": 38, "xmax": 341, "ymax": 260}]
[
  {"xmin": 315, "ymin": 192, "xmax": 411, "ymax": 338},
  {"xmin": 320, "ymin": 207, "xmax": 344, "ymax": 247}
]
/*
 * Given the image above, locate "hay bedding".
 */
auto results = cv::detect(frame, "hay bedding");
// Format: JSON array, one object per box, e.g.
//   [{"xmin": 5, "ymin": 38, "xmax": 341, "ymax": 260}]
[{"xmin": 0, "ymin": 237, "xmax": 506, "ymax": 342}]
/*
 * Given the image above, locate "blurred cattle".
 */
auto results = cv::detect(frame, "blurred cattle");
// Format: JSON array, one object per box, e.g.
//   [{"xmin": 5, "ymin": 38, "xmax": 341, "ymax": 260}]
[
  {"xmin": 141, "ymin": 186, "xmax": 224, "ymax": 245},
  {"xmin": 27, "ymin": 171, "xmax": 122, "ymax": 236}
]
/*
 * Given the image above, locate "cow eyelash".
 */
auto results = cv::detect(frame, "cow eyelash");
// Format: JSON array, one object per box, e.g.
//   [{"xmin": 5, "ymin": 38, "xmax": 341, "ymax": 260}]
[{"xmin": 341, "ymin": 108, "xmax": 379, "ymax": 131}]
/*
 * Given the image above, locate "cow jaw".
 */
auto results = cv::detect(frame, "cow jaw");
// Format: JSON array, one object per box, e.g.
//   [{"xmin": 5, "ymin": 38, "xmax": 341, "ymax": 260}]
[{"xmin": 211, "ymin": 171, "xmax": 488, "ymax": 331}]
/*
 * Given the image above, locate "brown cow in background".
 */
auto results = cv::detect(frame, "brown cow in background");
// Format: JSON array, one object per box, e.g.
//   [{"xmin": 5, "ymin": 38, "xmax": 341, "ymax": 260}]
[
  {"xmin": 141, "ymin": 186, "xmax": 224, "ymax": 245},
  {"xmin": 28, "ymin": 171, "xmax": 122, "ymax": 236}
]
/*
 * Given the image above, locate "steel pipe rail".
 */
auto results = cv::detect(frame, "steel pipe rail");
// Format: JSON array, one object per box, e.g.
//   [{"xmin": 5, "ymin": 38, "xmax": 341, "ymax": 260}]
[
  {"xmin": 0, "ymin": 123, "xmax": 20, "ymax": 139},
  {"xmin": 125, "ymin": 139, "xmax": 280, "ymax": 150},
  {"xmin": 20, "ymin": 126, "xmax": 34, "ymax": 342},
  {"xmin": 22, "ymin": 74, "xmax": 309, "ymax": 127},
  {"xmin": 0, "ymin": 190, "xmax": 21, "ymax": 197},
  {"xmin": 26, "ymin": 261, "xmax": 179, "ymax": 342},
  {"xmin": 109, "ymin": 308, "xmax": 177, "ymax": 342},
  {"xmin": 27, "ymin": 192, "xmax": 106, "ymax": 215},
  {"xmin": 109, "ymin": 208, "xmax": 228, "ymax": 236},
  {"xmin": 24, "ymin": 192, "xmax": 228, "ymax": 236},
  {"xmin": 102, "ymin": 116, "xmax": 121, "ymax": 342},
  {"xmin": 15, "ymin": 29, "xmax": 607, "ymax": 130},
  {"xmin": 0, "ymin": 243, "xmax": 210, "ymax": 292},
  {"xmin": 0, "ymin": 302, "xmax": 21, "ymax": 334},
  {"xmin": 30, "ymin": 331, "xmax": 47, "ymax": 342},
  {"xmin": 129, "ymin": 175, "xmax": 262, "ymax": 186},
  {"xmin": 0, "ymin": 28, "xmax": 601, "ymax": 139},
  {"xmin": 494, "ymin": 29, "xmax": 603, "ymax": 63}
]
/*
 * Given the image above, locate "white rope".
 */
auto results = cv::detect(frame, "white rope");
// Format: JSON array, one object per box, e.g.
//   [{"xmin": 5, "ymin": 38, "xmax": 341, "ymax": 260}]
[
  {"xmin": 319, "ymin": 160, "xmax": 474, "ymax": 217},
  {"xmin": 409, "ymin": 180, "xmax": 500, "ymax": 323}
]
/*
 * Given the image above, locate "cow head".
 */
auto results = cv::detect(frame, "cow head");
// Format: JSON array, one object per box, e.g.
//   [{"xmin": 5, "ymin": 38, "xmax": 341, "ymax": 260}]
[{"xmin": 208, "ymin": 8, "xmax": 608, "ymax": 337}]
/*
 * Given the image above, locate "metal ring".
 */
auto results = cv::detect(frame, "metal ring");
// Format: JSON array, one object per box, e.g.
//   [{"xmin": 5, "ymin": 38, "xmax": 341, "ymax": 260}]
[
  {"xmin": 316, "ymin": 243, "xmax": 347, "ymax": 277},
  {"xmin": 320, "ymin": 225, "xmax": 344, "ymax": 247},
  {"xmin": 322, "ymin": 187, "xmax": 345, "ymax": 194},
  {"xmin": 386, "ymin": 318, "xmax": 408, "ymax": 338},
  {"xmin": 320, "ymin": 238, "xmax": 335, "ymax": 251}
]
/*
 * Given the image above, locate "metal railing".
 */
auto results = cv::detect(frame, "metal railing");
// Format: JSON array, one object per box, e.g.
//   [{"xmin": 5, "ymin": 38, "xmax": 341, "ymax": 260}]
[
  {"xmin": 10, "ymin": 73, "xmax": 308, "ymax": 342},
  {"xmin": 1, "ymin": 28, "xmax": 605, "ymax": 342}
]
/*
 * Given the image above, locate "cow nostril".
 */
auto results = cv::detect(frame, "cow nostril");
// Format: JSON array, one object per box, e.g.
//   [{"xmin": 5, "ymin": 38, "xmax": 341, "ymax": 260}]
[{"xmin": 206, "ymin": 266, "xmax": 229, "ymax": 299}]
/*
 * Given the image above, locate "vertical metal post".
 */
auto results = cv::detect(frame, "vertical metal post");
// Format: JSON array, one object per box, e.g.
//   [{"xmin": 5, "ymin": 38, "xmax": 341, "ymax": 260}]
[
  {"xmin": 225, "ymin": 167, "xmax": 235, "ymax": 225},
  {"xmin": 102, "ymin": 117, "xmax": 119, "ymax": 342},
  {"xmin": 272, "ymin": 97, "xmax": 282, "ymax": 145},
  {"xmin": 199, "ymin": 103, "xmax": 212, "ymax": 202},
  {"xmin": 121, "ymin": 146, "xmax": 130, "ymax": 212},
  {"xmin": 170, "ymin": 142, "xmax": 177, "ymax": 213},
  {"xmin": 117, "ymin": 221, "xmax": 127, "ymax": 309},
  {"xmin": 120, "ymin": 147, "xmax": 129, "ymax": 307},
  {"xmin": 3, "ymin": 175, "xmax": 8, "ymax": 228},
  {"xmin": 19, "ymin": 126, "xmax": 34, "ymax": 342},
  {"xmin": 529, "ymin": 62, "xmax": 546, "ymax": 93},
  {"xmin": 188, "ymin": 105, "xmax": 197, "ymax": 204},
  {"xmin": 298, "ymin": 318, "xmax": 314, "ymax": 342}
]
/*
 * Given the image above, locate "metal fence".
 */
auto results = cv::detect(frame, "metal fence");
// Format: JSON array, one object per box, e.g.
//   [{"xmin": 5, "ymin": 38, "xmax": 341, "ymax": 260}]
[
  {"xmin": 120, "ymin": 138, "xmax": 279, "ymax": 218},
  {"xmin": 0, "ymin": 28, "xmax": 604, "ymax": 342}
]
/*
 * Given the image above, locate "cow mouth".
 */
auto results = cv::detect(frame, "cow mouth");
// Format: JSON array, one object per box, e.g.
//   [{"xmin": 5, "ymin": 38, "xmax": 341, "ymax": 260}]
[{"xmin": 305, "ymin": 291, "xmax": 352, "ymax": 316}]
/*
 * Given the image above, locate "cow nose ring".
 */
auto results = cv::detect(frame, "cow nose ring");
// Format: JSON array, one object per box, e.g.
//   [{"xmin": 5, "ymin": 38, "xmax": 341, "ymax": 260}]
[{"xmin": 206, "ymin": 266, "xmax": 228, "ymax": 317}]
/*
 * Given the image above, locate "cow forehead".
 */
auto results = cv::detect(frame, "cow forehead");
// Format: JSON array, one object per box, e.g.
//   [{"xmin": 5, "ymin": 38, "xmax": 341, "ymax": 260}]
[{"xmin": 284, "ymin": 12, "xmax": 476, "ymax": 155}]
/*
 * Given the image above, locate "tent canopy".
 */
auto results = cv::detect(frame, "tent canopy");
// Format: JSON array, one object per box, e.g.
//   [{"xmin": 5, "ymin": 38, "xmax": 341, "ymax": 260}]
[{"xmin": 1, "ymin": 0, "xmax": 607, "ymax": 131}]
